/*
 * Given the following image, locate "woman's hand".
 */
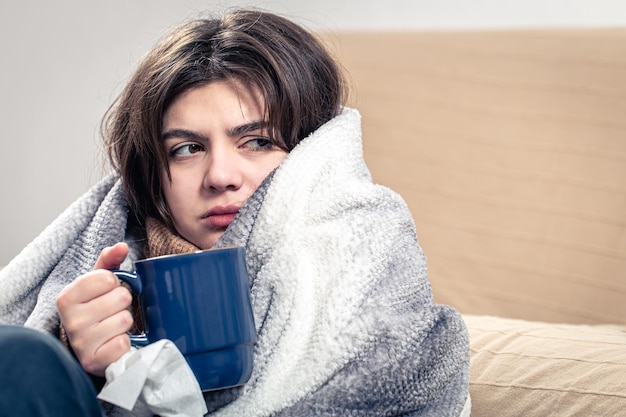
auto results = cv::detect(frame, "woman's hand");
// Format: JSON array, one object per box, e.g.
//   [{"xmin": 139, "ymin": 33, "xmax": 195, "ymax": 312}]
[{"xmin": 56, "ymin": 242, "xmax": 134, "ymax": 376}]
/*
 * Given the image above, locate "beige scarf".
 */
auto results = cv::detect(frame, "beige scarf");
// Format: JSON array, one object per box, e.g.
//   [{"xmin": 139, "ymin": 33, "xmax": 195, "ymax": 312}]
[{"xmin": 144, "ymin": 217, "xmax": 199, "ymax": 258}]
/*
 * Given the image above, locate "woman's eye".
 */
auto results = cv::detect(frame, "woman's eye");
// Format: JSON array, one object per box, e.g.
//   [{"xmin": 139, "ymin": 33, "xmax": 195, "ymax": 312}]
[
  {"xmin": 169, "ymin": 143, "xmax": 204, "ymax": 158},
  {"xmin": 244, "ymin": 137, "xmax": 274, "ymax": 151}
]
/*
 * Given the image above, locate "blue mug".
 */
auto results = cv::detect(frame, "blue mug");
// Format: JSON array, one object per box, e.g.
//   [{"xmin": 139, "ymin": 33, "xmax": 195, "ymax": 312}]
[{"xmin": 114, "ymin": 246, "xmax": 256, "ymax": 391}]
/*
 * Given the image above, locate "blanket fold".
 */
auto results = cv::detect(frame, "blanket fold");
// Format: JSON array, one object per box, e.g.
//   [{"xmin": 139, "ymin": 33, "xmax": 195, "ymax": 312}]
[
  {"xmin": 210, "ymin": 107, "xmax": 470, "ymax": 416},
  {"xmin": 0, "ymin": 174, "xmax": 129, "ymax": 332}
]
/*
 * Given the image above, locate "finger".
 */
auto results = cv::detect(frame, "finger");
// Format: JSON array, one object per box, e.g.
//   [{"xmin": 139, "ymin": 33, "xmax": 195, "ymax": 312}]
[
  {"xmin": 93, "ymin": 242, "xmax": 129, "ymax": 271},
  {"xmin": 57, "ymin": 269, "xmax": 120, "ymax": 307},
  {"xmin": 93, "ymin": 308, "xmax": 134, "ymax": 348},
  {"xmin": 69, "ymin": 307, "xmax": 133, "ymax": 375},
  {"xmin": 72, "ymin": 307, "xmax": 133, "ymax": 357},
  {"xmin": 82, "ymin": 332, "xmax": 132, "ymax": 376},
  {"xmin": 57, "ymin": 243, "xmax": 129, "ymax": 309},
  {"xmin": 60, "ymin": 285, "xmax": 133, "ymax": 335}
]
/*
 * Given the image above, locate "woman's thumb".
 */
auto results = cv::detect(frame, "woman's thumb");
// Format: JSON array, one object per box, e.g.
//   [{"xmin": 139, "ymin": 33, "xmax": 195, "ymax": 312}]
[{"xmin": 93, "ymin": 242, "xmax": 129, "ymax": 271}]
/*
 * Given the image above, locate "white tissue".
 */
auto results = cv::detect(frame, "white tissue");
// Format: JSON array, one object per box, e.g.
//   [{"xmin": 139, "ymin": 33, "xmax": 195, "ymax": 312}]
[{"xmin": 97, "ymin": 339, "xmax": 208, "ymax": 417}]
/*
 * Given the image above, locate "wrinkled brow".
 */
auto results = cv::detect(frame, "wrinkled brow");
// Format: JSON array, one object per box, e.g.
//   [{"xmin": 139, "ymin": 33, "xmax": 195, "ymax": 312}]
[
  {"xmin": 162, "ymin": 120, "xmax": 267, "ymax": 141},
  {"xmin": 227, "ymin": 120, "xmax": 267, "ymax": 137},
  {"xmin": 162, "ymin": 129, "xmax": 208, "ymax": 141}
]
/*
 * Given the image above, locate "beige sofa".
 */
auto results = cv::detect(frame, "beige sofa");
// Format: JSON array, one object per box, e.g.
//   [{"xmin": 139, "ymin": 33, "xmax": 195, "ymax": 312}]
[{"xmin": 323, "ymin": 29, "xmax": 626, "ymax": 416}]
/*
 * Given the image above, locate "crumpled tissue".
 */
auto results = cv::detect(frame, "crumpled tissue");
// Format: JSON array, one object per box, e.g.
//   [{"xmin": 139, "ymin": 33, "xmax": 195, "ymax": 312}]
[{"xmin": 97, "ymin": 339, "xmax": 208, "ymax": 417}]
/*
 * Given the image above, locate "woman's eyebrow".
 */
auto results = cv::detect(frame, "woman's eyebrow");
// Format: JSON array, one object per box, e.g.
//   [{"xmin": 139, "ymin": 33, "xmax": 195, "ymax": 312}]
[
  {"xmin": 162, "ymin": 129, "xmax": 208, "ymax": 142},
  {"xmin": 162, "ymin": 121, "xmax": 267, "ymax": 141},
  {"xmin": 227, "ymin": 120, "xmax": 266, "ymax": 137}
]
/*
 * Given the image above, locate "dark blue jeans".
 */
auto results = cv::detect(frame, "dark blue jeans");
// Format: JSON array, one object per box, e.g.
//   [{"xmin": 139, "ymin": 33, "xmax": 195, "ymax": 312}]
[{"xmin": 0, "ymin": 325, "xmax": 104, "ymax": 417}]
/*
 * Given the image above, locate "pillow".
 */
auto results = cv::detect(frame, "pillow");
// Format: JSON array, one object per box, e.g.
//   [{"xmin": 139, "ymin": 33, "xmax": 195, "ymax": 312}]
[{"xmin": 465, "ymin": 315, "xmax": 626, "ymax": 416}]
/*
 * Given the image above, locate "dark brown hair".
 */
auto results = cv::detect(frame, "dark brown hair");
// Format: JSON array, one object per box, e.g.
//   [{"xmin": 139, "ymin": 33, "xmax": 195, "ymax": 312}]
[{"xmin": 102, "ymin": 9, "xmax": 347, "ymax": 227}]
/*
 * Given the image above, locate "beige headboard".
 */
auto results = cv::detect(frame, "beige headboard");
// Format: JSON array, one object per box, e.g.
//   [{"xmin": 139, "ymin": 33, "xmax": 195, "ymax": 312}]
[{"xmin": 322, "ymin": 29, "xmax": 626, "ymax": 325}]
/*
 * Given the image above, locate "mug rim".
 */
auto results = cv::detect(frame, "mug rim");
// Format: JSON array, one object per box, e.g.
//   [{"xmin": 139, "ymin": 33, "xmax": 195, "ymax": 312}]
[{"xmin": 134, "ymin": 245, "xmax": 244, "ymax": 264}]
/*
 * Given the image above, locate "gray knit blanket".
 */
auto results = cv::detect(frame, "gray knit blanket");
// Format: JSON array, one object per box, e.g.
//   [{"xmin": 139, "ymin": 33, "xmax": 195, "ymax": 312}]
[{"xmin": 0, "ymin": 108, "xmax": 470, "ymax": 416}]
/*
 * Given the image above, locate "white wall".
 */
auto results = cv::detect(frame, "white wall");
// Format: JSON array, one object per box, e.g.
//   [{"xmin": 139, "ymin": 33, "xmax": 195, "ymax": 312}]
[{"xmin": 2, "ymin": 0, "xmax": 625, "ymax": 266}]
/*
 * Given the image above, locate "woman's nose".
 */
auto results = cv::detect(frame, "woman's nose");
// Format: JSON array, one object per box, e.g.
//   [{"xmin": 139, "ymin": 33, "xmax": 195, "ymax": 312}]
[{"xmin": 203, "ymin": 148, "xmax": 244, "ymax": 192}]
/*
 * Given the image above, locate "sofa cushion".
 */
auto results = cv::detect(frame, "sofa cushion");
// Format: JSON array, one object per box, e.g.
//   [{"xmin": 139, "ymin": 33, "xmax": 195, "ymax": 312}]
[
  {"xmin": 465, "ymin": 315, "xmax": 626, "ymax": 416},
  {"xmin": 324, "ymin": 29, "xmax": 626, "ymax": 325}
]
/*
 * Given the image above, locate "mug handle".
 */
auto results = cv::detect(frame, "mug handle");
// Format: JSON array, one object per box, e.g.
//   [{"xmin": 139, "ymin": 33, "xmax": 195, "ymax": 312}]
[{"xmin": 112, "ymin": 270, "xmax": 149, "ymax": 347}]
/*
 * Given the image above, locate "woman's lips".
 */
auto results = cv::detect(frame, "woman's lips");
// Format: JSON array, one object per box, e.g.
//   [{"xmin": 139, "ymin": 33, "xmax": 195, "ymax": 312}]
[
  {"xmin": 206, "ymin": 212, "xmax": 237, "ymax": 228},
  {"xmin": 203, "ymin": 206, "xmax": 240, "ymax": 228}
]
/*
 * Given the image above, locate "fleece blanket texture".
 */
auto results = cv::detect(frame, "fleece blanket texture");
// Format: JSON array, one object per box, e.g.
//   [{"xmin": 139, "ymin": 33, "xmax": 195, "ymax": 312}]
[{"xmin": 0, "ymin": 108, "xmax": 470, "ymax": 416}]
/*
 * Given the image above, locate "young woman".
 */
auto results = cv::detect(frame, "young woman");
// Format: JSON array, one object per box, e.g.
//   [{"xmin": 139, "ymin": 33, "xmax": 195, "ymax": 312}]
[{"xmin": 0, "ymin": 9, "xmax": 470, "ymax": 416}]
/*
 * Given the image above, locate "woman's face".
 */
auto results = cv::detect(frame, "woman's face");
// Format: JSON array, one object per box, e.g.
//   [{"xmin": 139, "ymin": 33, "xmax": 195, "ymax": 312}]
[{"xmin": 161, "ymin": 79, "xmax": 288, "ymax": 249}]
